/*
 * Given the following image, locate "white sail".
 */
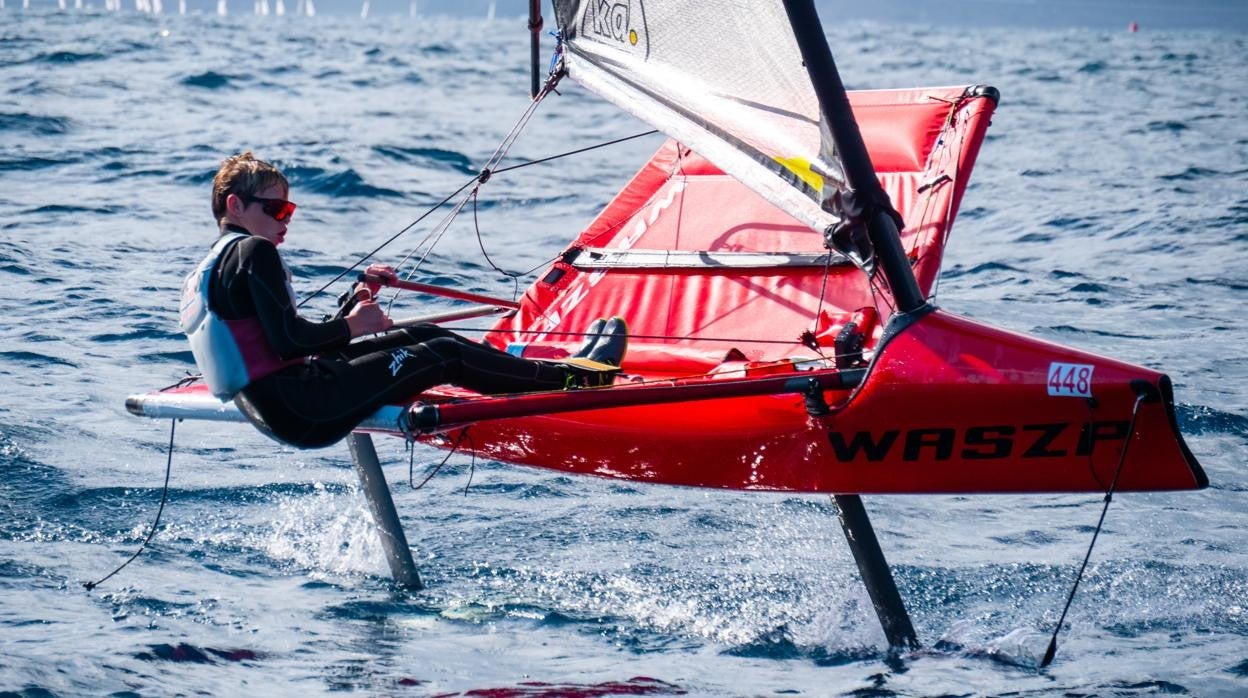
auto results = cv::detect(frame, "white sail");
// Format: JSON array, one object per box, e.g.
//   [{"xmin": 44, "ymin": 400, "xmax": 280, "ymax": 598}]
[{"xmin": 552, "ymin": 0, "xmax": 846, "ymax": 234}]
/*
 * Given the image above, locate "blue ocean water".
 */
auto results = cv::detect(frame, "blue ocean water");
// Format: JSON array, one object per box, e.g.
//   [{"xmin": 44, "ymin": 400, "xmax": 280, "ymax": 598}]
[{"xmin": 2, "ymin": 9, "xmax": 1247, "ymax": 696}]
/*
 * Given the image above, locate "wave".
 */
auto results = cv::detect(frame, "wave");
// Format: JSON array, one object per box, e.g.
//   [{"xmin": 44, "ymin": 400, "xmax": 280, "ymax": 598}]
[
  {"xmin": 134, "ymin": 643, "xmax": 264, "ymax": 664},
  {"xmin": 23, "ymin": 204, "xmax": 123, "ymax": 216},
  {"xmin": 0, "ymin": 112, "xmax": 71, "ymax": 136},
  {"xmin": 22, "ymin": 50, "xmax": 106, "ymax": 65},
  {"xmin": 1159, "ymin": 166, "xmax": 1221, "ymax": 181},
  {"xmin": 0, "ymin": 350, "xmax": 77, "ymax": 368},
  {"xmin": 0, "ymin": 155, "xmax": 74, "ymax": 171},
  {"xmin": 371, "ymin": 145, "xmax": 475, "ymax": 174},
  {"xmin": 180, "ymin": 71, "xmax": 241, "ymax": 89},
  {"xmin": 283, "ymin": 165, "xmax": 404, "ymax": 198},
  {"xmin": 1177, "ymin": 404, "xmax": 1248, "ymax": 440}
]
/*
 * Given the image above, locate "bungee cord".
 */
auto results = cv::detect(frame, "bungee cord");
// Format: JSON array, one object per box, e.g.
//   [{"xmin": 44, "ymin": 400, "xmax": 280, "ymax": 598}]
[
  {"xmin": 84, "ymin": 419, "xmax": 177, "ymax": 591},
  {"xmin": 1040, "ymin": 389, "xmax": 1150, "ymax": 667}
]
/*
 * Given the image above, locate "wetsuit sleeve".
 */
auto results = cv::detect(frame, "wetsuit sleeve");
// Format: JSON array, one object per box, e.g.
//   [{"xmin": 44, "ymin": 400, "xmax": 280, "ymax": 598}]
[{"xmin": 241, "ymin": 239, "xmax": 351, "ymax": 359}]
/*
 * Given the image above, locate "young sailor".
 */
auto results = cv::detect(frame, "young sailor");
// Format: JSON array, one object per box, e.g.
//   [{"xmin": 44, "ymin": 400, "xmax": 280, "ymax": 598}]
[{"xmin": 181, "ymin": 152, "xmax": 626, "ymax": 448}]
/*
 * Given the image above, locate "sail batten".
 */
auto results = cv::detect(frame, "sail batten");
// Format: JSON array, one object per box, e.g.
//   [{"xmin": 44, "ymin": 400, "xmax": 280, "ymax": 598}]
[{"xmin": 553, "ymin": 0, "xmax": 846, "ymax": 234}]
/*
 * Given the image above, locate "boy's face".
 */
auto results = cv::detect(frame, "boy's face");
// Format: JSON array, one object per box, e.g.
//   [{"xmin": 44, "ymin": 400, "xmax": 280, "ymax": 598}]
[{"xmin": 227, "ymin": 183, "xmax": 292, "ymax": 246}]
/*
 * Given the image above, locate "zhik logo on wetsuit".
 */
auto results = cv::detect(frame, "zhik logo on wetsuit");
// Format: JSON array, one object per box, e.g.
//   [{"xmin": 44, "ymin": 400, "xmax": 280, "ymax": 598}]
[{"xmin": 388, "ymin": 348, "xmax": 413, "ymax": 377}]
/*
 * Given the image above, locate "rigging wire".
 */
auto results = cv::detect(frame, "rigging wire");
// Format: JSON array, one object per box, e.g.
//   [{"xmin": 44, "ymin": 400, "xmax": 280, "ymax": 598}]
[
  {"xmin": 84, "ymin": 419, "xmax": 177, "ymax": 591},
  {"xmin": 471, "ymin": 189, "xmax": 522, "ymax": 302},
  {"xmin": 490, "ymin": 129, "xmax": 658, "ymax": 177},
  {"xmin": 298, "ymin": 174, "xmax": 480, "ymax": 308},
  {"xmin": 803, "ymin": 252, "xmax": 837, "ymax": 360},
  {"xmin": 437, "ymin": 326, "xmax": 815, "ymax": 347},
  {"xmin": 384, "ymin": 72, "xmax": 564, "ymax": 306},
  {"xmin": 296, "ymin": 113, "xmax": 655, "ymax": 309},
  {"xmin": 1040, "ymin": 390, "xmax": 1149, "ymax": 668}
]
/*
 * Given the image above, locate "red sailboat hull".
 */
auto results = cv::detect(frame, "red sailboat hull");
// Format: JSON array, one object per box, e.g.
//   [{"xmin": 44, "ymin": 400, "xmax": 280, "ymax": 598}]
[{"xmin": 409, "ymin": 308, "xmax": 1203, "ymax": 493}]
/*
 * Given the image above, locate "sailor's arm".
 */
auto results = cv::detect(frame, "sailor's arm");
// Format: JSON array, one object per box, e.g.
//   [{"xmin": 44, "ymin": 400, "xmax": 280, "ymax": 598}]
[{"xmin": 244, "ymin": 240, "xmax": 354, "ymax": 358}]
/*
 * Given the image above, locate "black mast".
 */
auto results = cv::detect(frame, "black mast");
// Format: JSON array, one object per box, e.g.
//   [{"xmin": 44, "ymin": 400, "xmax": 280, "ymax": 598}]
[
  {"xmin": 781, "ymin": 0, "xmax": 926, "ymax": 314},
  {"xmin": 783, "ymin": 0, "xmax": 922, "ymax": 651},
  {"xmin": 528, "ymin": 0, "xmax": 544, "ymax": 98}
]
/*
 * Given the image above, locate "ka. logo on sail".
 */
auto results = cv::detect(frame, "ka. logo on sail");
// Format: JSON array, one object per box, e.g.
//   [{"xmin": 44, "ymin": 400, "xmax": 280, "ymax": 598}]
[{"xmin": 586, "ymin": 0, "xmax": 647, "ymax": 49}]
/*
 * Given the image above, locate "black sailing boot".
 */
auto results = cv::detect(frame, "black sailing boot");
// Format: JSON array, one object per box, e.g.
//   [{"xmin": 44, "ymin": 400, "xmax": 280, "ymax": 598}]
[
  {"xmin": 560, "ymin": 317, "xmax": 628, "ymax": 388},
  {"xmin": 570, "ymin": 318, "xmax": 607, "ymax": 359},
  {"xmin": 586, "ymin": 316, "xmax": 627, "ymax": 367}
]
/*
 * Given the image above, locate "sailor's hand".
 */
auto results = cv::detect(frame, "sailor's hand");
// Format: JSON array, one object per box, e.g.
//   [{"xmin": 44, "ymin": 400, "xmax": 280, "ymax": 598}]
[
  {"xmin": 361, "ymin": 264, "xmax": 398, "ymax": 296},
  {"xmin": 345, "ymin": 300, "xmax": 393, "ymax": 337}
]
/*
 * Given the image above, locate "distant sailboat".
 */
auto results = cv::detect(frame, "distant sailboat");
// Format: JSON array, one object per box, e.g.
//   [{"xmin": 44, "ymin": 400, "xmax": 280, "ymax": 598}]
[
  {"xmin": 359, "ymin": 0, "xmax": 368, "ymax": 18},
  {"xmin": 409, "ymin": 0, "xmax": 417, "ymax": 19},
  {"xmin": 304, "ymin": 0, "xmax": 314, "ymax": 16},
  {"xmin": 217, "ymin": 0, "xmax": 227, "ymax": 15},
  {"xmin": 486, "ymin": 0, "xmax": 495, "ymax": 21},
  {"xmin": 275, "ymin": 0, "xmax": 284, "ymax": 16}
]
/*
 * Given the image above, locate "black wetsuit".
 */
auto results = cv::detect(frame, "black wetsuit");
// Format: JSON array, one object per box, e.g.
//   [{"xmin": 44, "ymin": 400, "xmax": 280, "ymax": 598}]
[{"xmin": 208, "ymin": 227, "xmax": 569, "ymax": 448}]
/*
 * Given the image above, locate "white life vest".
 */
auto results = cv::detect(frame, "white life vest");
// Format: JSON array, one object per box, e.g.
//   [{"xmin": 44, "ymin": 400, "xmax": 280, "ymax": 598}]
[{"xmin": 180, "ymin": 233, "xmax": 299, "ymax": 400}]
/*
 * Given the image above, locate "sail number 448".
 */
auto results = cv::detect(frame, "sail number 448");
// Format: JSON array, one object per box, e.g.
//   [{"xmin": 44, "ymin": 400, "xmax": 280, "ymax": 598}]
[{"xmin": 1048, "ymin": 362, "xmax": 1094, "ymax": 397}]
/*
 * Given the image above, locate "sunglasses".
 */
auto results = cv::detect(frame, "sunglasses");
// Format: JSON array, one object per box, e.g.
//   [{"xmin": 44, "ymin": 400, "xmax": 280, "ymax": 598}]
[{"xmin": 243, "ymin": 195, "xmax": 297, "ymax": 223}]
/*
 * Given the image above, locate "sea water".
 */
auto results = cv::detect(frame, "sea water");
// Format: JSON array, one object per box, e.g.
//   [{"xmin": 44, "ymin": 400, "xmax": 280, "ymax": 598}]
[{"xmin": 1, "ymin": 10, "xmax": 1246, "ymax": 696}]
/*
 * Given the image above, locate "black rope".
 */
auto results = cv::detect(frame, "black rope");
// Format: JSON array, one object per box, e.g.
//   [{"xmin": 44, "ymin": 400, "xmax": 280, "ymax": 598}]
[
  {"xmin": 461, "ymin": 430, "xmax": 478, "ymax": 497},
  {"xmin": 1040, "ymin": 391, "xmax": 1148, "ymax": 667},
  {"xmin": 84, "ymin": 419, "xmax": 177, "ymax": 591},
  {"xmin": 490, "ymin": 130, "xmax": 658, "ymax": 176},
  {"xmin": 158, "ymin": 372, "xmax": 201, "ymax": 392},
  {"xmin": 409, "ymin": 429, "xmax": 468, "ymax": 490},
  {"xmin": 471, "ymin": 190, "xmax": 522, "ymax": 302}
]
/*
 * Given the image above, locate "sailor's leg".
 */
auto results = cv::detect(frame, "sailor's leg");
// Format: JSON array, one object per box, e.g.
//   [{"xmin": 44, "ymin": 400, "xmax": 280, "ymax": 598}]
[
  {"xmin": 354, "ymin": 336, "xmax": 569, "ymax": 400},
  {"xmin": 334, "ymin": 324, "xmax": 465, "ymax": 360}
]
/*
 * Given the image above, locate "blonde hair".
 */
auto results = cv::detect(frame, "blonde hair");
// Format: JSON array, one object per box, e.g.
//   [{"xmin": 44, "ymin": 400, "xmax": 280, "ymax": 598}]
[{"xmin": 211, "ymin": 152, "xmax": 289, "ymax": 224}]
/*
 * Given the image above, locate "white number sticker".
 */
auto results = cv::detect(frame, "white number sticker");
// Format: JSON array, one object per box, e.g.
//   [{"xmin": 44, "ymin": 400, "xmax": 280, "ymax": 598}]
[{"xmin": 1047, "ymin": 362, "xmax": 1094, "ymax": 397}]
